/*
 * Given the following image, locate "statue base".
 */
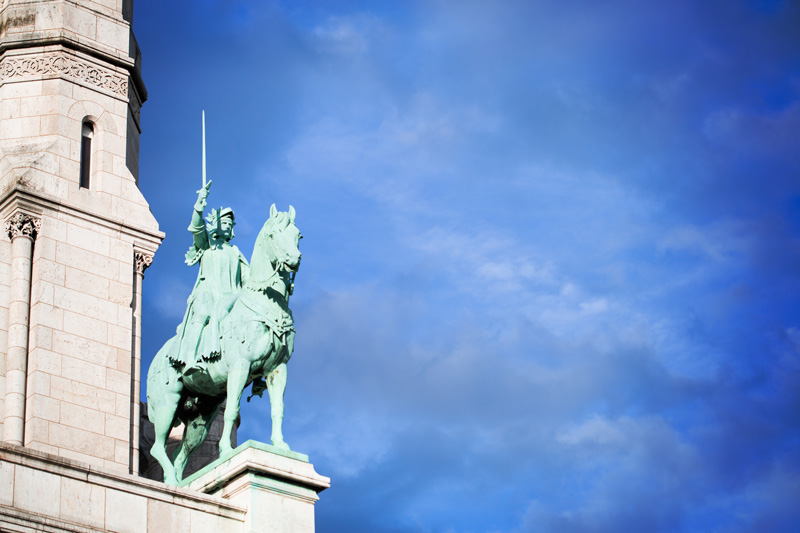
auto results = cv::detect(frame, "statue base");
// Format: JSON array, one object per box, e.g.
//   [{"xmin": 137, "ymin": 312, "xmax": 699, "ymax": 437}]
[
  {"xmin": 1, "ymin": 440, "xmax": 328, "ymax": 533},
  {"xmin": 181, "ymin": 440, "xmax": 330, "ymax": 533},
  {"xmin": 0, "ymin": 442, "xmax": 247, "ymax": 532}
]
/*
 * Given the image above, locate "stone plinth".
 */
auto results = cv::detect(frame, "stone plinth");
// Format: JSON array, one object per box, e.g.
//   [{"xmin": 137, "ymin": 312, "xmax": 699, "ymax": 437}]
[
  {"xmin": 0, "ymin": 441, "xmax": 247, "ymax": 532},
  {"xmin": 183, "ymin": 441, "xmax": 330, "ymax": 533}
]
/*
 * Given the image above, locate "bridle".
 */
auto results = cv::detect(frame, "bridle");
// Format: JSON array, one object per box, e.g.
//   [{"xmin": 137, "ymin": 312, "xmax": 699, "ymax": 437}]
[{"xmin": 250, "ymin": 225, "xmax": 299, "ymax": 298}]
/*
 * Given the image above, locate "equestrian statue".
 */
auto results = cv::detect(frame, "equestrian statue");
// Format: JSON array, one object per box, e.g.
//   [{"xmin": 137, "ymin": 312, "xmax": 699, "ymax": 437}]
[{"xmin": 146, "ymin": 178, "xmax": 302, "ymax": 485}]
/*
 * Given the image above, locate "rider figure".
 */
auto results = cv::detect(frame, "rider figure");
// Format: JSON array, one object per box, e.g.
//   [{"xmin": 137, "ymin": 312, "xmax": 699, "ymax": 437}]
[{"xmin": 173, "ymin": 180, "xmax": 249, "ymax": 371}]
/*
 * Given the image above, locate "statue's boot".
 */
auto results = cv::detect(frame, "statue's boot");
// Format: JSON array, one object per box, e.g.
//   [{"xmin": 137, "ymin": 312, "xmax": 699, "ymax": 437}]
[
  {"xmin": 205, "ymin": 318, "xmax": 222, "ymax": 362},
  {"xmin": 179, "ymin": 321, "xmax": 206, "ymax": 373}
]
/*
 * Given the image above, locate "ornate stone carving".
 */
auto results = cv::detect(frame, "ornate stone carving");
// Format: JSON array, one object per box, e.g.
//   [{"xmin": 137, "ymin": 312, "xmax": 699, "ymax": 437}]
[
  {"xmin": 0, "ymin": 53, "xmax": 128, "ymax": 96},
  {"xmin": 5, "ymin": 212, "xmax": 41, "ymax": 241},
  {"xmin": 134, "ymin": 251, "xmax": 153, "ymax": 274}
]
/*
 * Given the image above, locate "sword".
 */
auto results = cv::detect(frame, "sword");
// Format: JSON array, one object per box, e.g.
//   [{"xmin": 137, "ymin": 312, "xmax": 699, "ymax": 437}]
[{"xmin": 202, "ymin": 110, "xmax": 207, "ymax": 187}]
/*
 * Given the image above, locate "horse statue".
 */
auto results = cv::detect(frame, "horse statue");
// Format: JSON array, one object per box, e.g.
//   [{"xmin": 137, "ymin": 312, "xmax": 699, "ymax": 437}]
[{"xmin": 146, "ymin": 203, "xmax": 302, "ymax": 485}]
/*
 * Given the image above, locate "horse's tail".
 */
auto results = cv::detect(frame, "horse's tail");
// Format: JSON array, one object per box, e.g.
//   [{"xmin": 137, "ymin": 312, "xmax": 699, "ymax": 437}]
[{"xmin": 146, "ymin": 336, "xmax": 178, "ymax": 419}]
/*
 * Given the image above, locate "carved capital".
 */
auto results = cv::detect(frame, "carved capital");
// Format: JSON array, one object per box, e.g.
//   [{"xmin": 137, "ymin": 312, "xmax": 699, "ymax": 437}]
[
  {"xmin": 5, "ymin": 212, "xmax": 41, "ymax": 241},
  {"xmin": 134, "ymin": 251, "xmax": 153, "ymax": 275}
]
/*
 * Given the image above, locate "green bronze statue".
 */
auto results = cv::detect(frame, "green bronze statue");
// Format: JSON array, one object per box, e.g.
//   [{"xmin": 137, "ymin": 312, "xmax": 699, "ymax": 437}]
[
  {"xmin": 146, "ymin": 181, "xmax": 302, "ymax": 485},
  {"xmin": 172, "ymin": 180, "xmax": 250, "ymax": 372}
]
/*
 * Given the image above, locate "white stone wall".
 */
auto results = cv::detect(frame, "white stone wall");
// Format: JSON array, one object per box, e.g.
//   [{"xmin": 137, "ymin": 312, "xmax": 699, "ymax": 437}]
[
  {"xmin": 0, "ymin": 237, "xmax": 9, "ymax": 441},
  {"xmin": 2, "ymin": 439, "xmax": 330, "ymax": 533},
  {"xmin": 1, "ymin": 442, "xmax": 247, "ymax": 532},
  {"xmin": 0, "ymin": 53, "xmax": 151, "ymax": 222},
  {"xmin": 22, "ymin": 208, "xmax": 149, "ymax": 470},
  {"xmin": 2, "ymin": 1, "xmax": 138, "ymax": 56},
  {"xmin": 0, "ymin": 0, "xmax": 161, "ymax": 472}
]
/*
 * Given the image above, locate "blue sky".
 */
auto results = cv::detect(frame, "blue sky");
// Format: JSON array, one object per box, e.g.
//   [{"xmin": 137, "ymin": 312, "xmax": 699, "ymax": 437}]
[{"xmin": 135, "ymin": 1, "xmax": 800, "ymax": 531}]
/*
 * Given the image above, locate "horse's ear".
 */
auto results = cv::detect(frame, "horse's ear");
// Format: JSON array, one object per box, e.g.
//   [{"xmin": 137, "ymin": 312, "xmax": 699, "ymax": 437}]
[
  {"xmin": 288, "ymin": 205, "xmax": 296, "ymax": 223},
  {"xmin": 270, "ymin": 203, "xmax": 277, "ymax": 218}
]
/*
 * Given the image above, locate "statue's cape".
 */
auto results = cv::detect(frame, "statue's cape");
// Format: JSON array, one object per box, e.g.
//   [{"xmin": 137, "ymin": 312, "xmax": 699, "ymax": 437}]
[{"xmin": 185, "ymin": 243, "xmax": 203, "ymax": 266}]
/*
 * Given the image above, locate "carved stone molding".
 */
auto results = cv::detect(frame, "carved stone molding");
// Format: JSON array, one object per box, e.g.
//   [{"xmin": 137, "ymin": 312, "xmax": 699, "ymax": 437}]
[
  {"xmin": 0, "ymin": 53, "xmax": 128, "ymax": 96},
  {"xmin": 134, "ymin": 251, "xmax": 153, "ymax": 274},
  {"xmin": 5, "ymin": 212, "xmax": 41, "ymax": 241}
]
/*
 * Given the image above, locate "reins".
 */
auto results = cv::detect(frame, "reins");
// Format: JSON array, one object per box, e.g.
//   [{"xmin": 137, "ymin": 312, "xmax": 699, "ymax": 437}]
[{"xmin": 245, "ymin": 224, "xmax": 296, "ymax": 298}]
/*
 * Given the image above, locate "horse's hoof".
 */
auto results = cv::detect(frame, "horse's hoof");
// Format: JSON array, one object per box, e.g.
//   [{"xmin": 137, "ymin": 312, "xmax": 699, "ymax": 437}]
[
  {"xmin": 219, "ymin": 445, "xmax": 233, "ymax": 457},
  {"xmin": 271, "ymin": 440, "xmax": 291, "ymax": 452}
]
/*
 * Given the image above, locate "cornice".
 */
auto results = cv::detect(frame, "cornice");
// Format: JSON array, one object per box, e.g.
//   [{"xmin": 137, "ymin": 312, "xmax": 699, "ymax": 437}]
[
  {"xmin": 0, "ymin": 2, "xmax": 147, "ymax": 102},
  {"xmin": 0, "ymin": 185, "xmax": 164, "ymax": 251}
]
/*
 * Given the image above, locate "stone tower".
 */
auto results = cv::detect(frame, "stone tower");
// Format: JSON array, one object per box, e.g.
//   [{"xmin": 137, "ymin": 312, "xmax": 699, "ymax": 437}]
[
  {"xmin": 0, "ymin": 0, "xmax": 162, "ymax": 474},
  {"xmin": 0, "ymin": 4, "xmax": 329, "ymax": 529}
]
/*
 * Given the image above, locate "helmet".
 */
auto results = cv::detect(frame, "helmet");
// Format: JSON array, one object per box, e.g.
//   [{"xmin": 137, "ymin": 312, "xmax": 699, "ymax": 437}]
[{"xmin": 205, "ymin": 207, "xmax": 235, "ymax": 239}]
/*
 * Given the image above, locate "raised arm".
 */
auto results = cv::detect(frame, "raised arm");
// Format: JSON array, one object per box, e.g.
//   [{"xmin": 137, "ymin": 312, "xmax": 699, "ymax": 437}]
[{"xmin": 189, "ymin": 180, "xmax": 212, "ymax": 249}]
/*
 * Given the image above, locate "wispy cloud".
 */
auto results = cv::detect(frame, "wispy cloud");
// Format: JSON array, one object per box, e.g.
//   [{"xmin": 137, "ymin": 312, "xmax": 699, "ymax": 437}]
[{"xmin": 136, "ymin": 0, "xmax": 800, "ymax": 530}]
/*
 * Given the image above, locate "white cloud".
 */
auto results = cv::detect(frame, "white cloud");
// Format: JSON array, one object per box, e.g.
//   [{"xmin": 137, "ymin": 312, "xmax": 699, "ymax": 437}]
[
  {"xmin": 579, "ymin": 298, "xmax": 608, "ymax": 314},
  {"xmin": 658, "ymin": 221, "xmax": 750, "ymax": 262},
  {"xmin": 557, "ymin": 414, "xmax": 625, "ymax": 446},
  {"xmin": 312, "ymin": 16, "xmax": 374, "ymax": 56},
  {"xmin": 137, "ymin": 1, "xmax": 800, "ymax": 530},
  {"xmin": 294, "ymin": 411, "xmax": 397, "ymax": 478}
]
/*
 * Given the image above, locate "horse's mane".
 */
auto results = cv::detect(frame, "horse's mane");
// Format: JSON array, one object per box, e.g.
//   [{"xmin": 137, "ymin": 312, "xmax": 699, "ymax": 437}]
[{"xmin": 245, "ymin": 210, "xmax": 294, "ymax": 292}]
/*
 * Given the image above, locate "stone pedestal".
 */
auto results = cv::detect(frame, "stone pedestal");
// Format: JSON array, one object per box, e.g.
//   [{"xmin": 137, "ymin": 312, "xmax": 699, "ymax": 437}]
[
  {"xmin": 0, "ymin": 441, "xmax": 247, "ymax": 533},
  {"xmin": 1, "ymin": 440, "xmax": 329, "ymax": 532},
  {"xmin": 184, "ymin": 441, "xmax": 330, "ymax": 533}
]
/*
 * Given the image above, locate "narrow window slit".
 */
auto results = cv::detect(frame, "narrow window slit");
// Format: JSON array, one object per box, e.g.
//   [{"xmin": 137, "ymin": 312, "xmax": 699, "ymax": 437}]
[{"xmin": 80, "ymin": 121, "xmax": 93, "ymax": 188}]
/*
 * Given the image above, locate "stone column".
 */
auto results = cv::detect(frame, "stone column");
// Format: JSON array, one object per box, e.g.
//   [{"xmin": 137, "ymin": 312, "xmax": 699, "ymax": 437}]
[
  {"xmin": 2, "ymin": 212, "xmax": 40, "ymax": 446},
  {"xmin": 131, "ymin": 250, "xmax": 152, "ymax": 474}
]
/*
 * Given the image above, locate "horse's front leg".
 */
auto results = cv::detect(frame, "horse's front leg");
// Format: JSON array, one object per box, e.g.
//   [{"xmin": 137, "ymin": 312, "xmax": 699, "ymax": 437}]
[
  {"xmin": 220, "ymin": 360, "xmax": 250, "ymax": 456},
  {"xmin": 267, "ymin": 362, "xmax": 290, "ymax": 451}
]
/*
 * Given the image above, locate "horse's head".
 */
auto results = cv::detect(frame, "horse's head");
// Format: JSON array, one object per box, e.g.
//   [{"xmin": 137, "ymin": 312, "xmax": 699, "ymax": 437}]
[
  {"xmin": 268, "ymin": 203, "xmax": 301, "ymax": 271},
  {"xmin": 249, "ymin": 205, "xmax": 302, "ymax": 291}
]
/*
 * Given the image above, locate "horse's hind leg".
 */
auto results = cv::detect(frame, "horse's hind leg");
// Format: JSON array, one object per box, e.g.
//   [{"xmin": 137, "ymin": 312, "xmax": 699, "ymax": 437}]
[
  {"xmin": 148, "ymin": 372, "xmax": 183, "ymax": 485},
  {"xmin": 267, "ymin": 362, "xmax": 290, "ymax": 451},
  {"xmin": 172, "ymin": 402, "xmax": 220, "ymax": 482}
]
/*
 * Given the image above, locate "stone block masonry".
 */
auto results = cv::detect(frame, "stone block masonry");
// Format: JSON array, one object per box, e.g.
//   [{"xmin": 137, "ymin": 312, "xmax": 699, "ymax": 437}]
[
  {"xmin": 0, "ymin": 191, "xmax": 161, "ymax": 472},
  {"xmin": 1, "ymin": 440, "xmax": 329, "ymax": 532},
  {"xmin": 0, "ymin": 0, "xmax": 162, "ymax": 474},
  {"xmin": 1, "ymin": 442, "xmax": 247, "ymax": 532}
]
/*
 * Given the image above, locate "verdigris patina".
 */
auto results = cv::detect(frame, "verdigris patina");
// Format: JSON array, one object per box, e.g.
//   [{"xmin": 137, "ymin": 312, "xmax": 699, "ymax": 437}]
[
  {"xmin": 172, "ymin": 180, "xmax": 249, "ymax": 371},
  {"xmin": 146, "ymin": 182, "xmax": 302, "ymax": 485}
]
